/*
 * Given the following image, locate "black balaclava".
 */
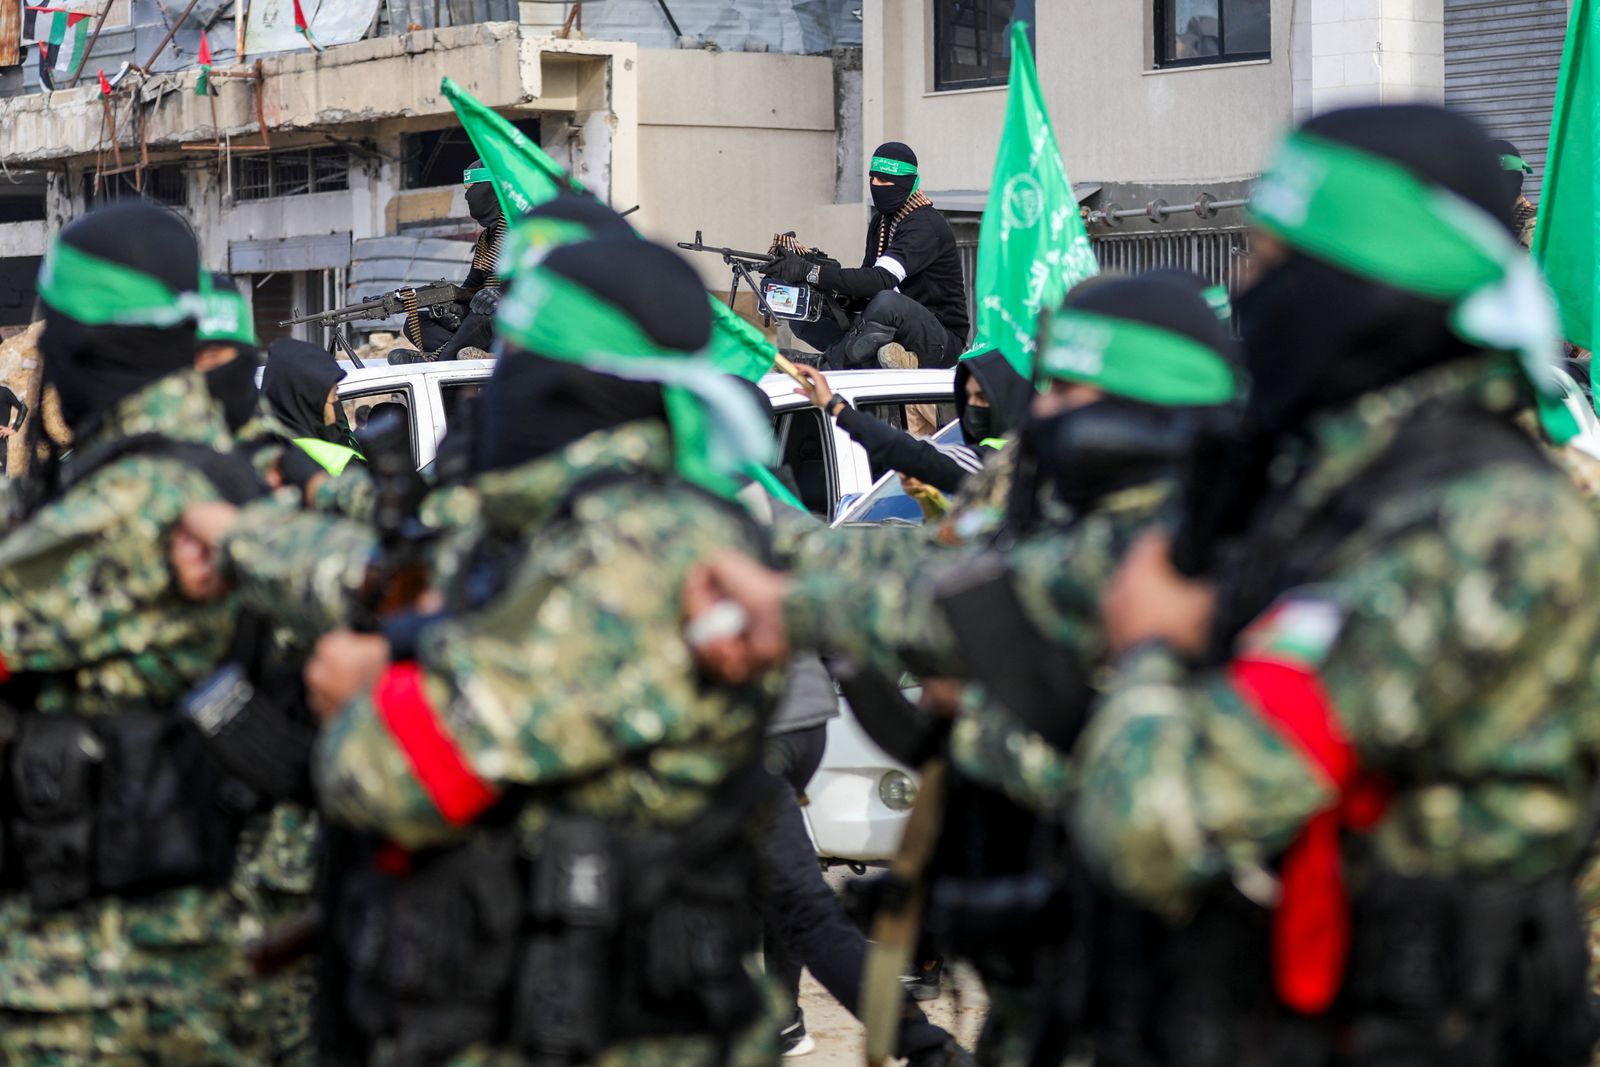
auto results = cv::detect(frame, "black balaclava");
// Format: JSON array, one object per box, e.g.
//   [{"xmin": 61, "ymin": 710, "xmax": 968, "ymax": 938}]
[
  {"xmin": 41, "ymin": 203, "xmax": 200, "ymax": 438},
  {"xmin": 1173, "ymin": 104, "xmax": 1510, "ymax": 577},
  {"xmin": 870, "ymin": 141, "xmax": 918, "ymax": 216},
  {"xmin": 953, "ymin": 349, "xmax": 1033, "ymax": 446},
  {"xmin": 1489, "ymin": 139, "xmax": 1528, "ymax": 205},
  {"xmin": 200, "ymin": 272, "xmax": 262, "ymax": 432},
  {"xmin": 1237, "ymin": 105, "xmax": 1508, "ymax": 444},
  {"xmin": 473, "ymin": 238, "xmax": 712, "ymax": 474},
  {"xmin": 1016, "ymin": 273, "xmax": 1238, "ymax": 523},
  {"xmin": 465, "ymin": 159, "xmax": 503, "ymax": 229},
  {"xmin": 262, "ymin": 338, "xmax": 348, "ymax": 441}
]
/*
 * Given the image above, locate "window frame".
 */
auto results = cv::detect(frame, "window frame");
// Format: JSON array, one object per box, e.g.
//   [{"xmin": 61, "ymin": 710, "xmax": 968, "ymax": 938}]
[
  {"xmin": 232, "ymin": 145, "xmax": 350, "ymax": 203},
  {"xmin": 1151, "ymin": 0, "xmax": 1270, "ymax": 70},
  {"xmin": 931, "ymin": 0, "xmax": 1025, "ymax": 93}
]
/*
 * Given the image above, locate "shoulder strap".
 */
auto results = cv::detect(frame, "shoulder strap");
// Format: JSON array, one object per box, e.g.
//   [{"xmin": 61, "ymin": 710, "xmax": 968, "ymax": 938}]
[{"xmin": 56, "ymin": 433, "xmax": 264, "ymax": 507}]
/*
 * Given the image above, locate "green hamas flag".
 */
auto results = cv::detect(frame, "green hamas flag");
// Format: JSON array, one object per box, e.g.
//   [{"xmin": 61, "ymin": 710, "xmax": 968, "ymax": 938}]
[
  {"xmin": 1533, "ymin": 0, "xmax": 1598, "ymax": 350},
  {"xmin": 441, "ymin": 76, "xmax": 779, "ymax": 382},
  {"xmin": 968, "ymin": 21, "xmax": 1098, "ymax": 378}
]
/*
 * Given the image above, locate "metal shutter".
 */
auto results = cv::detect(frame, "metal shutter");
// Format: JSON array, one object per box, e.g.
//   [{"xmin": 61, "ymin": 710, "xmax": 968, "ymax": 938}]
[{"xmin": 1444, "ymin": 0, "xmax": 1569, "ymax": 204}]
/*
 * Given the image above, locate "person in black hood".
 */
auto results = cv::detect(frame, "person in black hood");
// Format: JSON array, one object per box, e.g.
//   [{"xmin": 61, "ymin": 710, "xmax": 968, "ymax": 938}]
[
  {"xmin": 772, "ymin": 141, "xmax": 970, "ymax": 371},
  {"xmin": 789, "ymin": 349, "xmax": 1030, "ymax": 497},
  {"xmin": 1489, "ymin": 138, "xmax": 1538, "ymax": 249},
  {"xmin": 396, "ymin": 158, "xmax": 509, "ymax": 361},
  {"xmin": 261, "ymin": 337, "xmax": 365, "ymax": 478}
]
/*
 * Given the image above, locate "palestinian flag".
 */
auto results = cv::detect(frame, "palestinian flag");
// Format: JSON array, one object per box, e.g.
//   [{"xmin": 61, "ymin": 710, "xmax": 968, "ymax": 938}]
[
  {"xmin": 195, "ymin": 32, "xmax": 212, "ymax": 96},
  {"xmin": 292, "ymin": 0, "xmax": 323, "ymax": 51},
  {"xmin": 26, "ymin": 6, "xmax": 91, "ymax": 90}
]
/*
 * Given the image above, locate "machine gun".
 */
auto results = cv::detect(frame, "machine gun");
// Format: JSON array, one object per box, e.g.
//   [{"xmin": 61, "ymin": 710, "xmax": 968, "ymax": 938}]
[
  {"xmin": 278, "ymin": 281, "xmax": 471, "ymax": 369},
  {"xmin": 678, "ymin": 231, "xmax": 851, "ymax": 330}
]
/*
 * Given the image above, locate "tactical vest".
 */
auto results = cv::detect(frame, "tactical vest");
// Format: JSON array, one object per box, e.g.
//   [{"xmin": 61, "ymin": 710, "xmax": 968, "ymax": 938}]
[
  {"xmin": 1102, "ymin": 404, "xmax": 1595, "ymax": 1067},
  {"xmin": 0, "ymin": 435, "xmax": 293, "ymax": 911},
  {"xmin": 322, "ymin": 468, "xmax": 776, "ymax": 1066}
]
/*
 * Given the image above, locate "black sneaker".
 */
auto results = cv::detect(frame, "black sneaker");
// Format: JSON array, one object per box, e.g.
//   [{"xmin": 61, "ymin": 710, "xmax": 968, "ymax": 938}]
[
  {"xmin": 780, "ymin": 1015, "xmax": 815, "ymax": 1057},
  {"xmin": 901, "ymin": 957, "xmax": 943, "ymax": 1002}
]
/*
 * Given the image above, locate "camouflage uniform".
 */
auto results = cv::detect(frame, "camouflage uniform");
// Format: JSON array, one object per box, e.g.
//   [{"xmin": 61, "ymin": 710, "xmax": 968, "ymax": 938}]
[
  {"xmin": 0, "ymin": 369, "xmax": 309, "ymax": 1064},
  {"xmin": 224, "ymin": 421, "xmax": 784, "ymax": 1066},
  {"xmin": 1075, "ymin": 357, "xmax": 1600, "ymax": 922}
]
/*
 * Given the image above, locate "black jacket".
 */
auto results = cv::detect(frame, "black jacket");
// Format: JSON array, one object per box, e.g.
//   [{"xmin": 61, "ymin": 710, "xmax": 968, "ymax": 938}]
[
  {"xmin": 954, "ymin": 350, "xmax": 1031, "ymax": 445},
  {"xmin": 819, "ymin": 205, "xmax": 970, "ymax": 344}
]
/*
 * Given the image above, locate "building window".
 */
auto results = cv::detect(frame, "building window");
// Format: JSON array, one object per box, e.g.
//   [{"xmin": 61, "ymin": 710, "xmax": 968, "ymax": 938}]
[
  {"xmin": 231, "ymin": 146, "xmax": 349, "ymax": 202},
  {"xmin": 933, "ymin": 1, "xmax": 1035, "ymax": 92},
  {"xmin": 82, "ymin": 164, "xmax": 189, "ymax": 208},
  {"xmin": 402, "ymin": 120, "xmax": 542, "ymax": 189},
  {"xmin": 1154, "ymin": 0, "xmax": 1269, "ymax": 68}
]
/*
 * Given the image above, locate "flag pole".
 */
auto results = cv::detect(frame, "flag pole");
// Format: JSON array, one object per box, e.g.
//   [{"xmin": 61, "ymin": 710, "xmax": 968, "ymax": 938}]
[
  {"xmin": 65, "ymin": 0, "xmax": 115, "ymax": 88},
  {"xmin": 139, "ymin": 0, "xmax": 202, "ymax": 74}
]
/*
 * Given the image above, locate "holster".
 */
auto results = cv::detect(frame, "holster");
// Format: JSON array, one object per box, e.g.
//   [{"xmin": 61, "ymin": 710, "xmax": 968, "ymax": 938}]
[{"xmin": 933, "ymin": 554, "xmax": 1093, "ymax": 752}]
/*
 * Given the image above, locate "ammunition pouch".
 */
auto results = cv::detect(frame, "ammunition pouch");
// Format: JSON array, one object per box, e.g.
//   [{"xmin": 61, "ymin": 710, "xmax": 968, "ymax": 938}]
[
  {"xmin": 1100, "ymin": 872, "xmax": 1597, "ymax": 1067},
  {"xmin": 335, "ymin": 811, "xmax": 764, "ymax": 1066},
  {"xmin": 181, "ymin": 662, "xmax": 316, "ymax": 802},
  {"xmin": 4, "ymin": 710, "xmax": 259, "ymax": 911},
  {"xmin": 340, "ymin": 835, "xmax": 523, "ymax": 1067}
]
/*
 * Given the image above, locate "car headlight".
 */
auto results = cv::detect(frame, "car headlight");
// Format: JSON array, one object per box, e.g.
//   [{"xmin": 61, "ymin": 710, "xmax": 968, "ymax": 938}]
[{"xmin": 878, "ymin": 770, "xmax": 917, "ymax": 812}]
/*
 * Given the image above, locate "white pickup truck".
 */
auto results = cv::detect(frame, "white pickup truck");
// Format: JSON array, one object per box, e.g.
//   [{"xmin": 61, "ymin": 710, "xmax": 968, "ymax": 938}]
[{"xmin": 333, "ymin": 359, "xmax": 955, "ymax": 864}]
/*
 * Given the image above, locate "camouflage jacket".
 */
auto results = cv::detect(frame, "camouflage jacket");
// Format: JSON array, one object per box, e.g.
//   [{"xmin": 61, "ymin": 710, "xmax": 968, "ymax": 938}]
[
  {"xmin": 0, "ymin": 370, "xmax": 301, "ymax": 1012},
  {"xmin": 1075, "ymin": 357, "xmax": 1600, "ymax": 921},
  {"xmin": 229, "ymin": 421, "xmax": 778, "ymax": 850},
  {"xmin": 0, "ymin": 369, "xmax": 238, "ymax": 712},
  {"xmin": 947, "ymin": 482, "xmax": 1168, "ymax": 812}
]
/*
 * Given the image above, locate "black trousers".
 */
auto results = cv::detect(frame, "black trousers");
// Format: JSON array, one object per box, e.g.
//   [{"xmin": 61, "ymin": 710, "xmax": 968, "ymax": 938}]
[
  {"xmin": 794, "ymin": 291, "xmax": 963, "ymax": 370},
  {"xmin": 758, "ymin": 725, "xmax": 946, "ymax": 1055}
]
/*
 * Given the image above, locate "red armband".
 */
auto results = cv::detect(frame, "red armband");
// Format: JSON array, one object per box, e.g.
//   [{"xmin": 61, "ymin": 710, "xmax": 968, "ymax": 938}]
[
  {"xmin": 1230, "ymin": 656, "xmax": 1389, "ymax": 1015},
  {"xmin": 373, "ymin": 662, "xmax": 498, "ymax": 825}
]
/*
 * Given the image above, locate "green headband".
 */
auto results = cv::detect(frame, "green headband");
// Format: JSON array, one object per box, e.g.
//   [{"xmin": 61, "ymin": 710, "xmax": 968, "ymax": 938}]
[
  {"xmin": 869, "ymin": 156, "xmax": 918, "ymax": 177},
  {"xmin": 1038, "ymin": 309, "xmax": 1238, "ymax": 406},
  {"xmin": 38, "ymin": 239, "xmax": 201, "ymax": 328},
  {"xmin": 1500, "ymin": 154, "xmax": 1533, "ymax": 175},
  {"xmin": 197, "ymin": 281, "xmax": 257, "ymax": 346},
  {"xmin": 463, "ymin": 167, "xmax": 491, "ymax": 185},
  {"xmin": 495, "ymin": 264, "xmax": 773, "ymax": 496},
  {"xmin": 1252, "ymin": 130, "xmax": 1576, "ymax": 442},
  {"xmin": 500, "ymin": 218, "xmax": 596, "ymax": 280},
  {"xmin": 1202, "ymin": 284, "xmax": 1232, "ymax": 322}
]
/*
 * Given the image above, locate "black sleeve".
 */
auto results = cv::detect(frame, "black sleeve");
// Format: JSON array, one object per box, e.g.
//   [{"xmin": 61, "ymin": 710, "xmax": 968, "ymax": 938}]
[
  {"xmin": 877, "ymin": 214, "xmax": 943, "ymax": 289},
  {"xmin": 833, "ymin": 403, "xmax": 971, "ymax": 494},
  {"xmin": 0, "ymin": 387, "xmax": 22, "ymax": 430},
  {"xmin": 818, "ymin": 218, "xmax": 897, "ymax": 299}
]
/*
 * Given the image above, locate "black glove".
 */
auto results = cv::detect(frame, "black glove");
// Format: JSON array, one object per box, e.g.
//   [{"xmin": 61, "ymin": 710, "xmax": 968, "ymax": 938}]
[
  {"xmin": 469, "ymin": 287, "xmax": 501, "ymax": 317},
  {"xmin": 766, "ymin": 252, "xmax": 813, "ymax": 285}
]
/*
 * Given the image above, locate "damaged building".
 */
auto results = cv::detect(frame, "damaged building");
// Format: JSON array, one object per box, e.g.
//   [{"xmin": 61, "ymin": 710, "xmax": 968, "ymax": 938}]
[{"xmin": 0, "ymin": 0, "xmax": 866, "ymax": 342}]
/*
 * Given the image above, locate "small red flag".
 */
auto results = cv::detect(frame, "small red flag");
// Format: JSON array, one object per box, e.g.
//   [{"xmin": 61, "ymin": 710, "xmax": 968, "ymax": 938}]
[
  {"xmin": 197, "ymin": 32, "xmax": 212, "ymax": 66},
  {"xmin": 291, "ymin": 0, "xmax": 308, "ymax": 33},
  {"xmin": 97, "ymin": 67, "xmax": 111, "ymax": 96}
]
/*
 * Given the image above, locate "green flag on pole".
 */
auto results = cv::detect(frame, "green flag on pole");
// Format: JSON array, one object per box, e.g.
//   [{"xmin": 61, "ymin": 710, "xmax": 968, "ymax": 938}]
[
  {"xmin": 1533, "ymin": 0, "xmax": 1597, "ymax": 351},
  {"xmin": 441, "ymin": 76, "xmax": 779, "ymax": 382},
  {"xmin": 967, "ymin": 21, "xmax": 1098, "ymax": 379}
]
